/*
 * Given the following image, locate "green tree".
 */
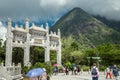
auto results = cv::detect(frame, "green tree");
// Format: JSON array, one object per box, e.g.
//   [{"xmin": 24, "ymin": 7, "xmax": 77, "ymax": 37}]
[
  {"xmin": 30, "ymin": 46, "xmax": 44, "ymax": 65},
  {"xmin": 98, "ymin": 43, "xmax": 120, "ymax": 66},
  {"xmin": 0, "ymin": 39, "xmax": 5, "ymax": 63},
  {"xmin": 84, "ymin": 49, "xmax": 97, "ymax": 67},
  {"xmin": 0, "ymin": 39, "xmax": 3, "ymax": 47},
  {"xmin": 71, "ymin": 42, "xmax": 79, "ymax": 50},
  {"xmin": 70, "ymin": 51, "xmax": 83, "ymax": 64},
  {"xmin": 12, "ymin": 47, "xmax": 24, "ymax": 65},
  {"xmin": 50, "ymin": 50, "xmax": 57, "ymax": 64}
]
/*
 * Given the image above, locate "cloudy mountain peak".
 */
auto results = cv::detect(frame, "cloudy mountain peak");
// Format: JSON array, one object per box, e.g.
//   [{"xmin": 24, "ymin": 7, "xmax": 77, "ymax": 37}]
[{"xmin": 51, "ymin": 7, "xmax": 120, "ymax": 49}]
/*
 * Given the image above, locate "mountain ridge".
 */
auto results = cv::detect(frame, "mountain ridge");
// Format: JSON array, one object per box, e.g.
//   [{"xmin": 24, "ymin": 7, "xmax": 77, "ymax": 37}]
[
  {"xmin": 50, "ymin": 7, "xmax": 120, "ymax": 50},
  {"xmin": 94, "ymin": 15, "xmax": 120, "ymax": 32}
]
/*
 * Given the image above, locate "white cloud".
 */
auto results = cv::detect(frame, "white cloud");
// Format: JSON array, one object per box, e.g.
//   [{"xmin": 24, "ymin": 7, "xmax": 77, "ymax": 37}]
[
  {"xmin": 0, "ymin": 21, "xmax": 7, "ymax": 41},
  {"xmin": 0, "ymin": 0, "xmax": 120, "ymax": 20},
  {"xmin": 1, "ymin": 0, "xmax": 120, "ymax": 42},
  {"xmin": 40, "ymin": 0, "xmax": 66, "ymax": 6},
  {"xmin": 77, "ymin": 0, "xmax": 120, "ymax": 20}
]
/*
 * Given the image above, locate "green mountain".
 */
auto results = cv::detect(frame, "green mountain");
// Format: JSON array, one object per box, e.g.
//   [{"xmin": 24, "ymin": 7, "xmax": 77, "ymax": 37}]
[
  {"xmin": 94, "ymin": 15, "xmax": 120, "ymax": 32},
  {"xmin": 50, "ymin": 8, "xmax": 120, "ymax": 50}
]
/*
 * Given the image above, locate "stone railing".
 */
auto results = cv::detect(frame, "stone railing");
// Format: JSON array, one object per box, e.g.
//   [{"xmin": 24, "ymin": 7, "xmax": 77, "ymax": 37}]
[{"xmin": 0, "ymin": 63, "xmax": 23, "ymax": 80}]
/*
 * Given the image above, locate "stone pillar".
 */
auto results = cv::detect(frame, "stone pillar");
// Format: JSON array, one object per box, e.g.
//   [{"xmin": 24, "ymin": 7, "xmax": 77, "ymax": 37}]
[
  {"xmin": 25, "ymin": 18, "xmax": 29, "ymax": 32},
  {"xmin": 24, "ymin": 18, "xmax": 30, "ymax": 66},
  {"xmin": 45, "ymin": 23, "xmax": 50, "ymax": 62},
  {"xmin": 57, "ymin": 29, "xmax": 62, "ymax": 65},
  {"xmin": 45, "ymin": 46, "xmax": 50, "ymax": 62},
  {"xmin": 24, "ymin": 45, "xmax": 30, "ymax": 66},
  {"xmin": 57, "ymin": 49, "xmax": 61, "ymax": 66},
  {"xmin": 5, "ymin": 18, "xmax": 13, "ymax": 66}
]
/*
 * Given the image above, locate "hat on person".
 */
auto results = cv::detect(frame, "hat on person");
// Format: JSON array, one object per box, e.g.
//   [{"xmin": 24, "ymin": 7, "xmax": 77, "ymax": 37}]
[{"xmin": 43, "ymin": 68, "xmax": 46, "ymax": 71}]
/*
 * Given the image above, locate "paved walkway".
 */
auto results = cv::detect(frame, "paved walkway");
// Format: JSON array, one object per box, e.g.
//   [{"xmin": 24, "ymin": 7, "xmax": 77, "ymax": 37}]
[{"xmin": 50, "ymin": 72, "xmax": 119, "ymax": 80}]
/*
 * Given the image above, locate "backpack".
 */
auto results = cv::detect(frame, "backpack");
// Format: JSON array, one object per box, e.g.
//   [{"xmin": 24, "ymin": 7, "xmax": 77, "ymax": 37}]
[
  {"xmin": 91, "ymin": 68, "xmax": 97, "ymax": 75},
  {"xmin": 113, "ymin": 68, "xmax": 118, "ymax": 76},
  {"xmin": 53, "ymin": 67, "xmax": 56, "ymax": 71}
]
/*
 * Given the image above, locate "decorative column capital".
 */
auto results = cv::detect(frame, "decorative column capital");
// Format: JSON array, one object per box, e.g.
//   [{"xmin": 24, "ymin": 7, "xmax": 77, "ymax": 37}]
[
  {"xmin": 8, "ymin": 18, "xmax": 12, "ymax": 22},
  {"xmin": 8, "ymin": 18, "xmax": 12, "ymax": 28},
  {"xmin": 25, "ymin": 18, "xmax": 29, "ymax": 22}
]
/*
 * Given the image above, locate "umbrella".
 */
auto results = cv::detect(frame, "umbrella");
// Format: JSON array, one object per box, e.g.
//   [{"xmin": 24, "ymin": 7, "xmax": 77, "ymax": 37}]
[{"xmin": 26, "ymin": 68, "xmax": 45, "ymax": 77}]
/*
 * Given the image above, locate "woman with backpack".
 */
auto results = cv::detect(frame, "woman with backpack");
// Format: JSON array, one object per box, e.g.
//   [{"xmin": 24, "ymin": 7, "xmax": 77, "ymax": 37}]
[
  {"xmin": 91, "ymin": 63, "xmax": 99, "ymax": 80},
  {"xmin": 53, "ymin": 67, "xmax": 57, "ymax": 75}
]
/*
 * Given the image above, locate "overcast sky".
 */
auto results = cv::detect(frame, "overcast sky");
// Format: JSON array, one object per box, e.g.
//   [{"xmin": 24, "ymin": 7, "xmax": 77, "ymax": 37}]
[
  {"xmin": 0, "ymin": 0, "xmax": 120, "ymax": 21},
  {"xmin": 0, "ymin": 0, "xmax": 120, "ymax": 39}
]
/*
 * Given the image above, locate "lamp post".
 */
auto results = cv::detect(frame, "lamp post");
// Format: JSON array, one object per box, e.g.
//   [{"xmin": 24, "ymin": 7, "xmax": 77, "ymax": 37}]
[
  {"xmin": 91, "ymin": 45, "xmax": 100, "ymax": 69},
  {"xmin": 87, "ymin": 56, "xmax": 100, "ymax": 69},
  {"xmin": 87, "ymin": 57, "xmax": 93, "ymax": 69},
  {"xmin": 86, "ymin": 37, "xmax": 101, "ymax": 68}
]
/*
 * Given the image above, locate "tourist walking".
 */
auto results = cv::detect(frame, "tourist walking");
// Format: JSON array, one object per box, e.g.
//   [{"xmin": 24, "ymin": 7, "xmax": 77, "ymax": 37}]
[
  {"xmin": 53, "ymin": 67, "xmax": 57, "ymax": 75},
  {"xmin": 77, "ymin": 66, "xmax": 80, "ymax": 75},
  {"xmin": 63, "ymin": 66, "xmax": 66, "ymax": 75},
  {"xmin": 65, "ymin": 67, "xmax": 69, "ymax": 75},
  {"xmin": 41, "ymin": 72, "xmax": 47, "ymax": 80},
  {"xmin": 71, "ymin": 63, "xmax": 76, "ymax": 75},
  {"xmin": 74, "ymin": 66, "xmax": 77, "ymax": 75},
  {"xmin": 71, "ymin": 66, "xmax": 74, "ymax": 75},
  {"xmin": 56, "ymin": 66, "xmax": 59, "ymax": 75},
  {"xmin": 105, "ymin": 66, "xmax": 112, "ymax": 79},
  {"xmin": 91, "ymin": 63, "xmax": 99, "ymax": 80},
  {"xmin": 112, "ymin": 64, "xmax": 119, "ymax": 80}
]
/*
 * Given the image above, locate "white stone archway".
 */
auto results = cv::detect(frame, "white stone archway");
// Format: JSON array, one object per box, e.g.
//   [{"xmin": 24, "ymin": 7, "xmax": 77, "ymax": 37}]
[{"xmin": 5, "ymin": 18, "xmax": 62, "ymax": 66}]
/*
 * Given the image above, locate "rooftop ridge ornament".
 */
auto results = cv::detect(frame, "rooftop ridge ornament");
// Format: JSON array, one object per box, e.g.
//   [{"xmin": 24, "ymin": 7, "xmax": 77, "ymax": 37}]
[
  {"xmin": 20, "ymin": 25, "xmax": 23, "ymax": 28},
  {"xmin": 45, "ymin": 23, "xmax": 49, "ymax": 31},
  {"xmin": 32, "ymin": 23, "xmax": 35, "ymax": 27},
  {"xmin": 15, "ymin": 24, "xmax": 18, "ymax": 28},
  {"xmin": 58, "ymin": 29, "xmax": 61, "ymax": 37},
  {"xmin": 54, "ymin": 32, "xmax": 56, "ymax": 35},
  {"xmin": 8, "ymin": 18, "xmax": 12, "ymax": 33},
  {"xmin": 50, "ymin": 31, "xmax": 53, "ymax": 34},
  {"xmin": 58, "ymin": 29, "xmax": 60, "ymax": 33},
  {"xmin": 25, "ymin": 18, "xmax": 29, "ymax": 22},
  {"xmin": 25, "ymin": 18, "xmax": 29, "ymax": 32},
  {"xmin": 8, "ymin": 18, "xmax": 12, "ymax": 23},
  {"xmin": 46, "ymin": 22, "xmax": 48, "ymax": 27},
  {"xmin": 41, "ymin": 24, "xmax": 43, "ymax": 28}
]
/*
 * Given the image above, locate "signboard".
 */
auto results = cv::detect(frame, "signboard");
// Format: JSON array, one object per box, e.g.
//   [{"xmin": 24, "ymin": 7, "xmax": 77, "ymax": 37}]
[
  {"xmin": 34, "ymin": 39, "xmax": 42, "ymax": 44},
  {"xmin": 87, "ymin": 57, "xmax": 100, "ymax": 59}
]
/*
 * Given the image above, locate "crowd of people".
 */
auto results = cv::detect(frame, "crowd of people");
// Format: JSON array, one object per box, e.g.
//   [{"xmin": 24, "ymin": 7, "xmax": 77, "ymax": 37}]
[
  {"xmin": 28, "ymin": 63, "xmax": 119, "ymax": 80},
  {"xmin": 53, "ymin": 64, "xmax": 82, "ymax": 76},
  {"xmin": 105, "ymin": 64, "xmax": 120, "ymax": 80},
  {"xmin": 53, "ymin": 63, "xmax": 120, "ymax": 80},
  {"xmin": 91, "ymin": 63, "xmax": 120, "ymax": 80}
]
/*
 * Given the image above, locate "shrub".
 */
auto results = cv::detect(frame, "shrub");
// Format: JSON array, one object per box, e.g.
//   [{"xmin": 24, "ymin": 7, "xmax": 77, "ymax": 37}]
[
  {"xmin": 64, "ymin": 61, "xmax": 71, "ymax": 68},
  {"xmin": 81, "ymin": 65, "xmax": 89, "ymax": 71},
  {"xmin": 99, "ymin": 65, "xmax": 106, "ymax": 71},
  {"xmin": 21, "ymin": 66, "xmax": 29, "ymax": 75}
]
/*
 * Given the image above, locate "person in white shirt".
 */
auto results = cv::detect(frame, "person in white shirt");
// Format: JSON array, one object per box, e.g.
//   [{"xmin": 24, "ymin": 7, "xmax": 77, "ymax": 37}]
[{"xmin": 91, "ymin": 63, "xmax": 99, "ymax": 80}]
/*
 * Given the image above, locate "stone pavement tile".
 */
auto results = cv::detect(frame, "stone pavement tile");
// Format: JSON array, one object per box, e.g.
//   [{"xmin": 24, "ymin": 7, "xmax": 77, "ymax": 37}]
[
  {"xmin": 52, "ymin": 72, "xmax": 96, "ymax": 80},
  {"xmin": 51, "ymin": 72, "xmax": 120, "ymax": 80}
]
